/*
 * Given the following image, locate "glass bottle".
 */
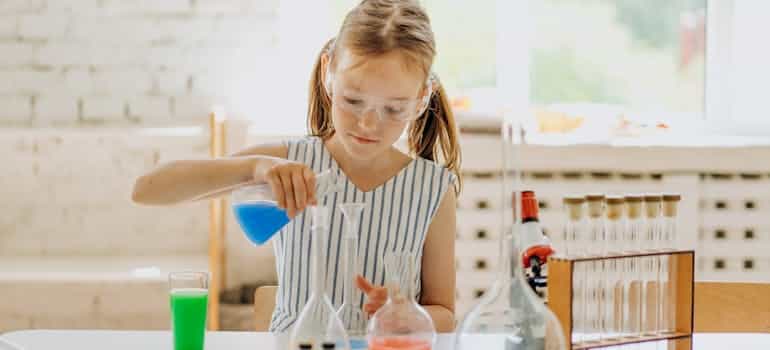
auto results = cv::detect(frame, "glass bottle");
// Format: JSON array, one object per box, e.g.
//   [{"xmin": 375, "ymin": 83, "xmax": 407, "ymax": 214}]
[
  {"xmin": 603, "ymin": 196, "xmax": 625, "ymax": 340},
  {"xmin": 623, "ymin": 194, "xmax": 644, "ymax": 339},
  {"xmin": 563, "ymin": 195, "xmax": 586, "ymax": 344},
  {"xmin": 642, "ymin": 194, "xmax": 662, "ymax": 335},
  {"xmin": 290, "ymin": 205, "xmax": 351, "ymax": 350},
  {"xmin": 454, "ymin": 120, "xmax": 567, "ymax": 350},
  {"xmin": 585, "ymin": 194, "xmax": 606, "ymax": 342},
  {"xmin": 232, "ymin": 169, "xmax": 342, "ymax": 245},
  {"xmin": 659, "ymin": 193, "xmax": 681, "ymax": 334},
  {"xmin": 338, "ymin": 203, "xmax": 368, "ymax": 349},
  {"xmin": 367, "ymin": 251, "xmax": 436, "ymax": 350}
]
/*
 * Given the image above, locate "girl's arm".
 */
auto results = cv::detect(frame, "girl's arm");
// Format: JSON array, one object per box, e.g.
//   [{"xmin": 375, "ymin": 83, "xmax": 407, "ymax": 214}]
[
  {"xmin": 131, "ymin": 143, "xmax": 287, "ymax": 205},
  {"xmin": 420, "ymin": 189, "xmax": 457, "ymax": 332}
]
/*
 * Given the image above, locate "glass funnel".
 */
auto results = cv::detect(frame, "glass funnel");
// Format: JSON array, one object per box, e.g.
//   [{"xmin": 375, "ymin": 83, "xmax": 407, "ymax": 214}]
[
  {"xmin": 232, "ymin": 169, "xmax": 342, "ymax": 245},
  {"xmin": 367, "ymin": 251, "xmax": 436, "ymax": 350},
  {"xmin": 338, "ymin": 202, "xmax": 368, "ymax": 349},
  {"xmin": 454, "ymin": 120, "xmax": 567, "ymax": 350},
  {"xmin": 290, "ymin": 205, "xmax": 351, "ymax": 350}
]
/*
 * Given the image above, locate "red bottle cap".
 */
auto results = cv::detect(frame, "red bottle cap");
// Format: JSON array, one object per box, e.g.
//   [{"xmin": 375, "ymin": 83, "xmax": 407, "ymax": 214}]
[{"xmin": 521, "ymin": 190, "xmax": 539, "ymax": 221}]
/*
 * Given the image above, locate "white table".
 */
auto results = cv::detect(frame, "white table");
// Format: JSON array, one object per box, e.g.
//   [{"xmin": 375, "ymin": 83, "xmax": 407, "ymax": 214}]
[{"xmin": 2, "ymin": 330, "xmax": 769, "ymax": 349}]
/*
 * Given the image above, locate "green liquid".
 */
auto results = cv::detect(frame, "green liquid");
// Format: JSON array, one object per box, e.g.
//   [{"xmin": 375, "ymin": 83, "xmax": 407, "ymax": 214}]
[{"xmin": 170, "ymin": 288, "xmax": 208, "ymax": 350}]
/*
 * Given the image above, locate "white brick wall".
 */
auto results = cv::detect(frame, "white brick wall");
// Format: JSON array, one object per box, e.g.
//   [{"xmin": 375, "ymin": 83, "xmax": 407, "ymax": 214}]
[
  {"xmin": 0, "ymin": 0, "xmax": 278, "ymax": 126},
  {"xmin": 0, "ymin": 96, "xmax": 32, "ymax": 122},
  {"xmin": 34, "ymin": 96, "xmax": 79, "ymax": 123}
]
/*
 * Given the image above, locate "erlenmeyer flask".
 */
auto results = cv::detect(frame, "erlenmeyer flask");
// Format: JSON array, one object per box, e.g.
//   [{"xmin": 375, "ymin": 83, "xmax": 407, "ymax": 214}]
[
  {"xmin": 338, "ymin": 202, "xmax": 368, "ymax": 349},
  {"xmin": 368, "ymin": 251, "xmax": 436, "ymax": 350},
  {"xmin": 232, "ymin": 169, "xmax": 342, "ymax": 245},
  {"xmin": 290, "ymin": 205, "xmax": 351, "ymax": 350},
  {"xmin": 455, "ymin": 121, "xmax": 567, "ymax": 350}
]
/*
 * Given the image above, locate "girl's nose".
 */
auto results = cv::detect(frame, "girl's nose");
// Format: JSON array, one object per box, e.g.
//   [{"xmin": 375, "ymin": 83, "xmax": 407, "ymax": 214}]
[{"xmin": 358, "ymin": 107, "xmax": 379, "ymax": 130}]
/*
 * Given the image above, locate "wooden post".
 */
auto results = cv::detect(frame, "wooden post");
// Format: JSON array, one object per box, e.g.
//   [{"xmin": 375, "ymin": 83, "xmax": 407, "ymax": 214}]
[{"xmin": 208, "ymin": 107, "xmax": 227, "ymax": 330}]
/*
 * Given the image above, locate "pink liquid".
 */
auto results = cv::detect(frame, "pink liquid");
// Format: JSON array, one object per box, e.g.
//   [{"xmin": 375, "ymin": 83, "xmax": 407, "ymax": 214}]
[{"xmin": 368, "ymin": 337, "xmax": 431, "ymax": 350}]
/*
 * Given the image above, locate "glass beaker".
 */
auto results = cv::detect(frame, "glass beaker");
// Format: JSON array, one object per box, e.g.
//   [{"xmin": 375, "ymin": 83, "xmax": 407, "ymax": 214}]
[
  {"xmin": 232, "ymin": 169, "xmax": 342, "ymax": 245},
  {"xmin": 290, "ymin": 205, "xmax": 351, "ymax": 350},
  {"xmin": 338, "ymin": 202, "xmax": 368, "ymax": 349},
  {"xmin": 367, "ymin": 251, "xmax": 436, "ymax": 350},
  {"xmin": 169, "ymin": 271, "xmax": 209, "ymax": 350},
  {"xmin": 454, "ymin": 120, "xmax": 567, "ymax": 350}
]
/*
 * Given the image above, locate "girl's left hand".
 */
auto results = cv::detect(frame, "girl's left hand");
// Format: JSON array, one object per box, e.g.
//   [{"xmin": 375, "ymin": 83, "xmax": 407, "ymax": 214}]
[{"xmin": 355, "ymin": 275, "xmax": 388, "ymax": 317}]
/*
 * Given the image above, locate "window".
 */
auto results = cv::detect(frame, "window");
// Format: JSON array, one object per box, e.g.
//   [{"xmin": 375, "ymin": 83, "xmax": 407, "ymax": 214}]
[
  {"xmin": 708, "ymin": 1, "xmax": 770, "ymax": 128},
  {"xmin": 263, "ymin": 1, "xmax": 768, "ymax": 136},
  {"xmin": 530, "ymin": 0, "xmax": 706, "ymax": 116}
]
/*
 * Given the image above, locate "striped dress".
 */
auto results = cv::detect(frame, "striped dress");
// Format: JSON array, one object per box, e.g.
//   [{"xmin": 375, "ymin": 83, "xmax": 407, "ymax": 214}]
[{"xmin": 268, "ymin": 136, "xmax": 456, "ymax": 332}]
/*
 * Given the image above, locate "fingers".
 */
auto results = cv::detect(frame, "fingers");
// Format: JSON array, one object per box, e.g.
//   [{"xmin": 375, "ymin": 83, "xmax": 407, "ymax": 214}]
[
  {"xmin": 363, "ymin": 301, "xmax": 385, "ymax": 316},
  {"xmin": 267, "ymin": 170, "xmax": 286, "ymax": 211},
  {"xmin": 303, "ymin": 167, "xmax": 317, "ymax": 205},
  {"xmin": 355, "ymin": 275, "xmax": 374, "ymax": 294},
  {"xmin": 356, "ymin": 275, "xmax": 388, "ymax": 317},
  {"xmin": 267, "ymin": 162, "xmax": 317, "ymax": 218},
  {"xmin": 291, "ymin": 171, "xmax": 306, "ymax": 212},
  {"xmin": 279, "ymin": 171, "xmax": 296, "ymax": 217}
]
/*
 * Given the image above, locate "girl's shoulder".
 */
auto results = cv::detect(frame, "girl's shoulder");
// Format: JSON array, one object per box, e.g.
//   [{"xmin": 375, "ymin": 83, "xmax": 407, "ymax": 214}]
[
  {"xmin": 283, "ymin": 135, "xmax": 322, "ymax": 148},
  {"xmin": 412, "ymin": 156, "xmax": 458, "ymax": 187}
]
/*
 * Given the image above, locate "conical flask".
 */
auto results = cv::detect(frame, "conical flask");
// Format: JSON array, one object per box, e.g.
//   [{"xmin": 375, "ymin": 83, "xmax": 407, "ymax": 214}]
[
  {"xmin": 454, "ymin": 120, "xmax": 567, "ymax": 350},
  {"xmin": 367, "ymin": 251, "xmax": 436, "ymax": 350},
  {"xmin": 232, "ymin": 169, "xmax": 343, "ymax": 245},
  {"xmin": 338, "ymin": 202, "xmax": 368, "ymax": 349},
  {"xmin": 290, "ymin": 205, "xmax": 351, "ymax": 350}
]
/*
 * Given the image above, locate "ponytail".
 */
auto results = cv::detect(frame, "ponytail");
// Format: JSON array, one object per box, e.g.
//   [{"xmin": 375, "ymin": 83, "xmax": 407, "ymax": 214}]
[
  {"xmin": 308, "ymin": 39, "xmax": 335, "ymax": 139},
  {"xmin": 407, "ymin": 80, "xmax": 462, "ymax": 194}
]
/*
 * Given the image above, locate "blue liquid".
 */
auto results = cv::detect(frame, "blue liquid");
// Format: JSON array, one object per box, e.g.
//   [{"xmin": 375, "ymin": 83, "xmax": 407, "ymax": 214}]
[{"xmin": 233, "ymin": 200, "xmax": 290, "ymax": 245}]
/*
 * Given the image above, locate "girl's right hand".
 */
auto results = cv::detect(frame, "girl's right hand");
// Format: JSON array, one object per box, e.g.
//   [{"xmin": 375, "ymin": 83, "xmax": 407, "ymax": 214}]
[{"xmin": 258, "ymin": 159, "xmax": 317, "ymax": 218}]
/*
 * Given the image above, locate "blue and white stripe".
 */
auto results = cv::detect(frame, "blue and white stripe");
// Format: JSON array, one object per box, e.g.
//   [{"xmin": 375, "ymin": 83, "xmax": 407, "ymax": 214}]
[{"xmin": 268, "ymin": 136, "xmax": 455, "ymax": 332}]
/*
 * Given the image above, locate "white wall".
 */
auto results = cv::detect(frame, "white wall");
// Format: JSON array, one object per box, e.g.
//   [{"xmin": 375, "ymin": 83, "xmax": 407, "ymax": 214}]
[{"xmin": 0, "ymin": 0, "xmax": 278, "ymax": 126}]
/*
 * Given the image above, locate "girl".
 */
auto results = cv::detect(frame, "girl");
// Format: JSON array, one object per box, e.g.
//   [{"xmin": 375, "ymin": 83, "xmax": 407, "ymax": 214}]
[{"xmin": 132, "ymin": 0, "xmax": 461, "ymax": 332}]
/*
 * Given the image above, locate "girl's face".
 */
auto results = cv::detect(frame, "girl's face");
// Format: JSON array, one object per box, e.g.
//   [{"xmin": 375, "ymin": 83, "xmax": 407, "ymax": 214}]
[{"xmin": 327, "ymin": 48, "xmax": 428, "ymax": 161}]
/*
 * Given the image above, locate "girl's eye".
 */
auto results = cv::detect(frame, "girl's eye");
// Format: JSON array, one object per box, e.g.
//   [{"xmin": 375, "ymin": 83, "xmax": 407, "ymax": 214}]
[
  {"xmin": 384, "ymin": 106, "xmax": 404, "ymax": 115},
  {"xmin": 344, "ymin": 97, "xmax": 363, "ymax": 106}
]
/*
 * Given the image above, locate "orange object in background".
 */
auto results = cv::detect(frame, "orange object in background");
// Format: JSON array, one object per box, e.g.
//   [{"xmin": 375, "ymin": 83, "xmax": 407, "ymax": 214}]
[
  {"xmin": 534, "ymin": 108, "xmax": 584, "ymax": 133},
  {"xmin": 369, "ymin": 337, "xmax": 432, "ymax": 350},
  {"xmin": 450, "ymin": 95, "xmax": 471, "ymax": 111}
]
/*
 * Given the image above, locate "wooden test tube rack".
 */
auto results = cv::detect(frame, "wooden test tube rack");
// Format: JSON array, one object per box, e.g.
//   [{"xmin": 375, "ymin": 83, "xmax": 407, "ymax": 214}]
[{"xmin": 548, "ymin": 250, "xmax": 694, "ymax": 350}]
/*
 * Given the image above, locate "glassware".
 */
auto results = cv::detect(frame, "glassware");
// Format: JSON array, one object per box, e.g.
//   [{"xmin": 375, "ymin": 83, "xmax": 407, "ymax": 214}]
[
  {"xmin": 563, "ymin": 195, "xmax": 587, "ymax": 344},
  {"xmin": 454, "ymin": 120, "xmax": 567, "ymax": 350},
  {"xmin": 659, "ymin": 193, "xmax": 681, "ymax": 334},
  {"xmin": 623, "ymin": 194, "xmax": 644, "ymax": 339},
  {"xmin": 367, "ymin": 251, "xmax": 436, "ymax": 350},
  {"xmin": 585, "ymin": 194, "xmax": 606, "ymax": 342},
  {"xmin": 169, "ymin": 271, "xmax": 209, "ymax": 350},
  {"xmin": 290, "ymin": 205, "xmax": 351, "ymax": 350},
  {"xmin": 643, "ymin": 194, "xmax": 662, "ymax": 335},
  {"xmin": 338, "ymin": 202, "xmax": 368, "ymax": 349},
  {"xmin": 604, "ymin": 196, "xmax": 625, "ymax": 340},
  {"xmin": 232, "ymin": 169, "xmax": 342, "ymax": 245}
]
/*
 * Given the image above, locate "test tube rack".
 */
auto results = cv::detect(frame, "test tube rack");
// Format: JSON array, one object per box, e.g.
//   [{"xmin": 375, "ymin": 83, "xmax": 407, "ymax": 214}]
[{"xmin": 548, "ymin": 250, "xmax": 695, "ymax": 350}]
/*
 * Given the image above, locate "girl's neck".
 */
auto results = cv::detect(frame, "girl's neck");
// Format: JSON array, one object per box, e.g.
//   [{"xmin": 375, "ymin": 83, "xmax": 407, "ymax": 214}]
[
  {"xmin": 325, "ymin": 135, "xmax": 403, "ymax": 174},
  {"xmin": 325, "ymin": 135, "xmax": 412, "ymax": 192}
]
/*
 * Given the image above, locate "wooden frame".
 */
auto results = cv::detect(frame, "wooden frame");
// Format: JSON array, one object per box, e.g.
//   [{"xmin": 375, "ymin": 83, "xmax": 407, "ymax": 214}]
[
  {"xmin": 208, "ymin": 110, "xmax": 227, "ymax": 330},
  {"xmin": 548, "ymin": 250, "xmax": 694, "ymax": 350}
]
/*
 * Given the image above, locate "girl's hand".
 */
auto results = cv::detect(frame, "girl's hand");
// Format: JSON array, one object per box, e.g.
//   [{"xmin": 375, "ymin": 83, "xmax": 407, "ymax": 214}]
[
  {"xmin": 356, "ymin": 275, "xmax": 389, "ymax": 317},
  {"xmin": 257, "ymin": 159, "xmax": 317, "ymax": 218}
]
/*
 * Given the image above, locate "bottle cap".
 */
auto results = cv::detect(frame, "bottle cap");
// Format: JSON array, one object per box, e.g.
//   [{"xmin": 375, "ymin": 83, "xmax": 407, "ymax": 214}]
[
  {"xmin": 586, "ymin": 194, "xmax": 605, "ymax": 218},
  {"xmin": 521, "ymin": 190, "xmax": 539, "ymax": 221},
  {"xmin": 563, "ymin": 195, "xmax": 585, "ymax": 220}
]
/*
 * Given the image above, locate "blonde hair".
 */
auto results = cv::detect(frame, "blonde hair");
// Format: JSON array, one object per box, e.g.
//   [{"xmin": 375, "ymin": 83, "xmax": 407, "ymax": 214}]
[{"xmin": 307, "ymin": 0, "xmax": 462, "ymax": 194}]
